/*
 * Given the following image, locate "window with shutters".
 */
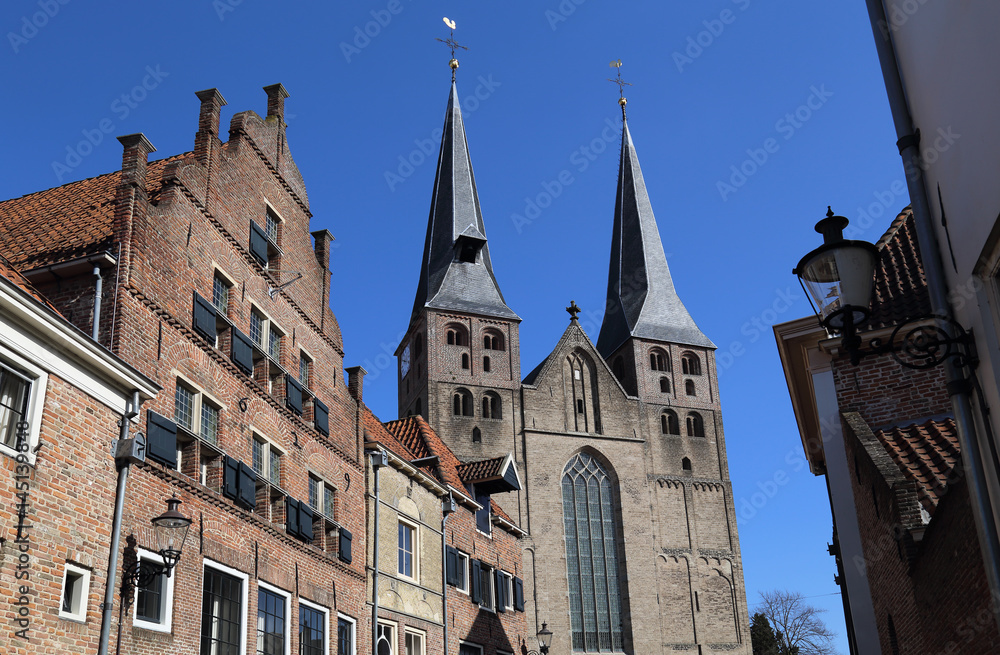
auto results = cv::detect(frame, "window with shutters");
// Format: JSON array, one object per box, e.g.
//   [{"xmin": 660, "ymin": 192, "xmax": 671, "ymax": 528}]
[
  {"xmin": 299, "ymin": 351, "xmax": 312, "ymax": 390},
  {"xmin": 308, "ymin": 473, "xmax": 337, "ymax": 521},
  {"xmin": 212, "ymin": 270, "xmax": 233, "ymax": 316},
  {"xmin": 298, "ymin": 600, "xmax": 328, "ymax": 655},
  {"xmin": 256, "ymin": 583, "xmax": 288, "ymax": 655},
  {"xmin": 0, "ymin": 357, "xmax": 40, "ymax": 458},
  {"xmin": 562, "ymin": 452, "xmax": 626, "ymax": 652},
  {"xmin": 337, "ymin": 614, "xmax": 356, "ymax": 655},
  {"xmin": 133, "ymin": 549, "xmax": 173, "ymax": 632},
  {"xmin": 478, "ymin": 562, "xmax": 495, "ymax": 612},
  {"xmin": 174, "ymin": 379, "xmax": 222, "ymax": 446},
  {"xmin": 454, "ymin": 550, "xmax": 469, "ymax": 593},
  {"xmin": 201, "ymin": 562, "xmax": 247, "ymax": 655},
  {"xmin": 499, "ymin": 570, "xmax": 514, "ymax": 611}
]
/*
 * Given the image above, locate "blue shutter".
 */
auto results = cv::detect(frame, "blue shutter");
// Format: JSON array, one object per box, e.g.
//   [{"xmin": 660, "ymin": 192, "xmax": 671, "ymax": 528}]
[
  {"xmin": 476, "ymin": 492, "xmax": 491, "ymax": 534},
  {"xmin": 192, "ymin": 292, "xmax": 217, "ymax": 342},
  {"xmin": 298, "ymin": 502, "xmax": 314, "ymax": 542},
  {"xmin": 470, "ymin": 559, "xmax": 482, "ymax": 605},
  {"xmin": 145, "ymin": 411, "xmax": 177, "ymax": 468},
  {"xmin": 223, "ymin": 455, "xmax": 240, "ymax": 501},
  {"xmin": 238, "ymin": 461, "xmax": 257, "ymax": 510},
  {"xmin": 286, "ymin": 497, "xmax": 300, "ymax": 537},
  {"xmin": 495, "ymin": 569, "xmax": 505, "ymax": 613},
  {"xmin": 250, "ymin": 221, "xmax": 268, "ymax": 265},
  {"xmin": 338, "ymin": 528, "xmax": 352, "ymax": 563},
  {"xmin": 514, "ymin": 577, "xmax": 524, "ymax": 612},
  {"xmin": 314, "ymin": 398, "xmax": 329, "ymax": 436},
  {"xmin": 231, "ymin": 327, "xmax": 254, "ymax": 374},
  {"xmin": 446, "ymin": 546, "xmax": 458, "ymax": 586},
  {"xmin": 286, "ymin": 376, "xmax": 303, "ymax": 415}
]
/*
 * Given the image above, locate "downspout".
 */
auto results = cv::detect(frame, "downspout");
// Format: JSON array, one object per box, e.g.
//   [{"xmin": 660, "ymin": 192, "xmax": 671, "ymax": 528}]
[
  {"xmin": 863, "ymin": 0, "xmax": 1000, "ymax": 617},
  {"xmin": 368, "ymin": 449, "xmax": 387, "ymax": 655},
  {"xmin": 92, "ymin": 266, "xmax": 103, "ymax": 341},
  {"xmin": 441, "ymin": 494, "xmax": 456, "ymax": 655},
  {"xmin": 97, "ymin": 391, "xmax": 142, "ymax": 655}
]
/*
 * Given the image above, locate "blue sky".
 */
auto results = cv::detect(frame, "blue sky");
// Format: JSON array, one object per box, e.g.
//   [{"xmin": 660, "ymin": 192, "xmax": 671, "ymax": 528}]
[{"xmin": 2, "ymin": 2, "xmax": 907, "ymax": 651}]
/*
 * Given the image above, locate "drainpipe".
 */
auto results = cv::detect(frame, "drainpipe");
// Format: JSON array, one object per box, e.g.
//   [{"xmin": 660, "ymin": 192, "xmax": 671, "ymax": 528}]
[
  {"xmin": 441, "ymin": 494, "xmax": 456, "ymax": 655},
  {"xmin": 97, "ymin": 392, "xmax": 143, "ymax": 655},
  {"xmin": 863, "ymin": 0, "xmax": 1000, "ymax": 620},
  {"xmin": 92, "ymin": 266, "xmax": 103, "ymax": 341},
  {"xmin": 368, "ymin": 449, "xmax": 388, "ymax": 655}
]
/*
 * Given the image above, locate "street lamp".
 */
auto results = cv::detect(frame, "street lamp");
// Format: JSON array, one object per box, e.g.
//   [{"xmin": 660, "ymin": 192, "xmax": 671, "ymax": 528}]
[
  {"xmin": 794, "ymin": 207, "xmax": 975, "ymax": 370},
  {"xmin": 527, "ymin": 622, "xmax": 554, "ymax": 654},
  {"xmin": 122, "ymin": 497, "xmax": 192, "ymax": 610}
]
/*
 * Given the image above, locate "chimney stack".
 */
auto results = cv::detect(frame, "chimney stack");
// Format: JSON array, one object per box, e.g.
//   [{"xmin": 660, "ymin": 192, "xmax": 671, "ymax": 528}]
[
  {"xmin": 263, "ymin": 83, "xmax": 289, "ymax": 123},
  {"xmin": 346, "ymin": 366, "xmax": 367, "ymax": 403},
  {"xmin": 194, "ymin": 88, "xmax": 227, "ymax": 166},
  {"xmin": 117, "ymin": 134, "xmax": 156, "ymax": 190}
]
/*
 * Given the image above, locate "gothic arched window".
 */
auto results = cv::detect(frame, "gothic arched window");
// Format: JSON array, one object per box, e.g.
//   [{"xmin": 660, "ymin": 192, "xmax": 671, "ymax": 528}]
[{"xmin": 562, "ymin": 452, "xmax": 625, "ymax": 652}]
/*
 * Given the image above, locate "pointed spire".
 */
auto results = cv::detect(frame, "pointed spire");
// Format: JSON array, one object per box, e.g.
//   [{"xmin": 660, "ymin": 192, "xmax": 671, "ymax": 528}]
[
  {"xmin": 409, "ymin": 83, "xmax": 518, "ymax": 323},
  {"xmin": 596, "ymin": 118, "xmax": 714, "ymax": 357}
]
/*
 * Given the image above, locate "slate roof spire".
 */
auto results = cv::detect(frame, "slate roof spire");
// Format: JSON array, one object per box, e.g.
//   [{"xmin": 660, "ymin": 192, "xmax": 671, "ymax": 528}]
[
  {"xmin": 409, "ymin": 82, "xmax": 518, "ymax": 323},
  {"xmin": 596, "ymin": 117, "xmax": 714, "ymax": 356}
]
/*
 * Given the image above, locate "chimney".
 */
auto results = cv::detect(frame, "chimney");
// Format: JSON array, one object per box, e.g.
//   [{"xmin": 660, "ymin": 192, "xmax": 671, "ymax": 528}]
[
  {"xmin": 117, "ymin": 134, "xmax": 156, "ymax": 190},
  {"xmin": 311, "ymin": 229, "xmax": 334, "ymax": 330},
  {"xmin": 346, "ymin": 366, "xmax": 367, "ymax": 403},
  {"xmin": 194, "ymin": 88, "xmax": 227, "ymax": 166},
  {"xmin": 263, "ymin": 83, "xmax": 289, "ymax": 123}
]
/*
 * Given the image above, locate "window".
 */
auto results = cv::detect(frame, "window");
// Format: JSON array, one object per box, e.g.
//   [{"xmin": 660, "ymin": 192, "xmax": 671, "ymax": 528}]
[
  {"xmin": 482, "ymin": 392, "xmax": 501, "ymax": 419},
  {"xmin": 686, "ymin": 413, "xmax": 705, "ymax": 437},
  {"xmin": 253, "ymin": 433, "xmax": 282, "ymax": 486},
  {"xmin": 299, "ymin": 600, "xmax": 328, "ymax": 655},
  {"xmin": 661, "ymin": 410, "xmax": 679, "ymax": 435},
  {"xmin": 681, "ymin": 352, "xmax": 701, "ymax": 375},
  {"xmin": 446, "ymin": 325, "xmax": 467, "ymax": 346},
  {"xmin": 472, "ymin": 427, "xmax": 481, "ymax": 443},
  {"xmin": 446, "ymin": 547, "xmax": 470, "ymax": 593},
  {"xmin": 299, "ymin": 352, "xmax": 312, "ymax": 390},
  {"xmin": 458, "ymin": 644, "xmax": 483, "ymax": 655},
  {"xmin": 483, "ymin": 331, "xmax": 504, "ymax": 351},
  {"xmin": 174, "ymin": 383, "xmax": 195, "ymax": 432},
  {"xmin": 576, "ymin": 398, "xmax": 584, "ymax": 414},
  {"xmin": 201, "ymin": 562, "xmax": 248, "ymax": 655},
  {"xmin": 398, "ymin": 519, "xmax": 417, "ymax": 580},
  {"xmin": 562, "ymin": 452, "xmax": 625, "ymax": 652},
  {"xmin": 685, "ymin": 379, "xmax": 696, "ymax": 396},
  {"xmin": 499, "ymin": 571, "xmax": 514, "ymax": 611},
  {"xmin": 475, "ymin": 490, "xmax": 491, "ymax": 536},
  {"xmin": 268, "ymin": 324, "xmax": 283, "ymax": 361},
  {"xmin": 453, "ymin": 389, "xmax": 473, "ymax": 417},
  {"xmin": 682, "ymin": 457, "xmax": 692, "ymax": 471},
  {"xmin": 482, "ymin": 356, "xmax": 491, "ymax": 372},
  {"xmin": 337, "ymin": 614, "xmax": 356, "ymax": 655},
  {"xmin": 461, "ymin": 353, "xmax": 470, "ymax": 370},
  {"xmin": 213, "ymin": 271, "xmax": 232, "ymax": 315},
  {"xmin": 133, "ymin": 549, "xmax": 174, "ymax": 632},
  {"xmin": 173, "ymin": 380, "xmax": 222, "ymax": 445},
  {"xmin": 59, "ymin": 562, "xmax": 91, "ymax": 622},
  {"xmin": 250, "ymin": 310, "xmax": 266, "ymax": 352},
  {"xmin": 256, "ymin": 584, "xmax": 288, "ymax": 655},
  {"xmin": 0, "ymin": 360, "xmax": 36, "ymax": 454},
  {"xmin": 477, "ymin": 562, "xmax": 495, "ymax": 611},
  {"xmin": 649, "ymin": 349, "xmax": 669, "ymax": 371},
  {"xmin": 309, "ymin": 474, "xmax": 336, "ymax": 520},
  {"xmin": 376, "ymin": 622, "xmax": 396, "ymax": 655},
  {"xmin": 250, "ymin": 308, "xmax": 284, "ymax": 362},
  {"xmin": 405, "ymin": 629, "xmax": 425, "ymax": 655},
  {"xmin": 265, "ymin": 207, "xmax": 280, "ymax": 243},
  {"xmin": 659, "ymin": 377, "xmax": 670, "ymax": 393}
]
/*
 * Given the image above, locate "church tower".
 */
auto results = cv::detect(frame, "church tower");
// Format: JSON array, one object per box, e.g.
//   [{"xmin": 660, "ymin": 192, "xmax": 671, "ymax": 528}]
[{"xmin": 396, "ymin": 81, "xmax": 522, "ymax": 463}]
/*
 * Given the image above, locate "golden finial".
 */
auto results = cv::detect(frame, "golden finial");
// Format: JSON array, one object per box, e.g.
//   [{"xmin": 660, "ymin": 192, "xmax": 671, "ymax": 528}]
[
  {"xmin": 436, "ymin": 17, "xmax": 468, "ymax": 82},
  {"xmin": 608, "ymin": 59, "xmax": 632, "ymax": 120}
]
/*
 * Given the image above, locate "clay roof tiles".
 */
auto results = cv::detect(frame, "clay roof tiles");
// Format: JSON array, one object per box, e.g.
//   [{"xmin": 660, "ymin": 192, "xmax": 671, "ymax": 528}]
[
  {"xmin": 868, "ymin": 206, "xmax": 932, "ymax": 330},
  {"xmin": 874, "ymin": 417, "xmax": 960, "ymax": 513},
  {"xmin": 0, "ymin": 254, "xmax": 62, "ymax": 314}
]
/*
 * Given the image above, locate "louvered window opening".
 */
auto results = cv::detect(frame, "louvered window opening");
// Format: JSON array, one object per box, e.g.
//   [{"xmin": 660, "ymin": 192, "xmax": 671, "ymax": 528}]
[{"xmin": 562, "ymin": 452, "xmax": 624, "ymax": 652}]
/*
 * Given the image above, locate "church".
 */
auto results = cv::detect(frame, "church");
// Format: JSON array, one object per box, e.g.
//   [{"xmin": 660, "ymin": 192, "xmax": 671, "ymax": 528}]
[{"xmin": 393, "ymin": 71, "xmax": 753, "ymax": 654}]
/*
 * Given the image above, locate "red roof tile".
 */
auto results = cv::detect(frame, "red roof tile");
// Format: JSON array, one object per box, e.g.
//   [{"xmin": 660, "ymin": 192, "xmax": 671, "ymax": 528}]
[
  {"xmin": 457, "ymin": 457, "xmax": 507, "ymax": 483},
  {"xmin": 0, "ymin": 254, "xmax": 62, "ymax": 314},
  {"xmin": 875, "ymin": 417, "xmax": 960, "ymax": 513},
  {"xmin": 868, "ymin": 207, "xmax": 932, "ymax": 330}
]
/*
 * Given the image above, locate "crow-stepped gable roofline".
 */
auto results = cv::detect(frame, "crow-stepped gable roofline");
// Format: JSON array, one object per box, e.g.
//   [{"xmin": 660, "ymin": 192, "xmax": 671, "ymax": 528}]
[
  {"xmin": 596, "ymin": 117, "xmax": 714, "ymax": 356},
  {"xmin": 409, "ymin": 82, "xmax": 519, "ymax": 325}
]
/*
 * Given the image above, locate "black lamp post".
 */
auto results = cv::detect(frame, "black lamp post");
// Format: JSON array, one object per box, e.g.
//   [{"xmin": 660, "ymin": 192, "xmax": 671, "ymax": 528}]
[
  {"xmin": 122, "ymin": 497, "xmax": 192, "ymax": 610},
  {"xmin": 527, "ymin": 622, "xmax": 554, "ymax": 654},
  {"xmin": 794, "ymin": 207, "xmax": 975, "ymax": 370}
]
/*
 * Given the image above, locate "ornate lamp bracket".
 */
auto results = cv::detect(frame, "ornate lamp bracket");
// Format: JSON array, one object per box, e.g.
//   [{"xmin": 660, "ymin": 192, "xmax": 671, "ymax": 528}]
[{"xmin": 841, "ymin": 313, "xmax": 977, "ymax": 371}]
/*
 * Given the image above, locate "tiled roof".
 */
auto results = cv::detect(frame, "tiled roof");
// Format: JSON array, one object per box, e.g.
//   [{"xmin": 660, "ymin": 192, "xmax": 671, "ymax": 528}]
[
  {"xmin": 867, "ymin": 206, "xmax": 932, "ymax": 330},
  {"xmin": 0, "ymin": 254, "xmax": 61, "ymax": 314},
  {"xmin": 874, "ymin": 417, "xmax": 960, "ymax": 513},
  {"xmin": 0, "ymin": 154, "xmax": 189, "ymax": 269},
  {"xmin": 457, "ymin": 457, "xmax": 506, "ymax": 483}
]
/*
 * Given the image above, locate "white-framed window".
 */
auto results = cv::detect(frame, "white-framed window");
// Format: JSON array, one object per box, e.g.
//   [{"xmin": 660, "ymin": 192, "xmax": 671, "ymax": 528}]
[
  {"xmin": 264, "ymin": 205, "xmax": 281, "ymax": 245},
  {"xmin": 250, "ymin": 306, "xmax": 284, "ymax": 364},
  {"xmin": 257, "ymin": 580, "xmax": 291, "ymax": 655},
  {"xmin": 404, "ymin": 628, "xmax": 425, "ymax": 655},
  {"xmin": 456, "ymin": 551, "xmax": 470, "ymax": 594},
  {"xmin": 133, "ymin": 548, "xmax": 174, "ymax": 632},
  {"xmin": 478, "ymin": 563, "xmax": 495, "ymax": 612},
  {"xmin": 173, "ymin": 377, "xmax": 222, "ymax": 446},
  {"xmin": 59, "ymin": 562, "xmax": 91, "ymax": 622},
  {"xmin": 308, "ymin": 473, "xmax": 336, "ymax": 521},
  {"xmin": 500, "ymin": 570, "xmax": 514, "ymax": 611},
  {"xmin": 252, "ymin": 432, "xmax": 283, "ymax": 486},
  {"xmin": 298, "ymin": 599, "xmax": 329, "ymax": 655},
  {"xmin": 397, "ymin": 518, "xmax": 418, "ymax": 581},
  {"xmin": 336, "ymin": 613, "xmax": 356, "ymax": 655},
  {"xmin": 0, "ymin": 356, "xmax": 42, "ymax": 458},
  {"xmin": 212, "ymin": 268, "xmax": 234, "ymax": 316},
  {"xmin": 376, "ymin": 620, "xmax": 397, "ymax": 655},
  {"xmin": 201, "ymin": 559, "xmax": 249, "ymax": 655},
  {"xmin": 299, "ymin": 350, "xmax": 312, "ymax": 390}
]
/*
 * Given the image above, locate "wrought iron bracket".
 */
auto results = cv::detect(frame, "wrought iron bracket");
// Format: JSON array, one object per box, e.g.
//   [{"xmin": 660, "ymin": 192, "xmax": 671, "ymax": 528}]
[
  {"xmin": 120, "ymin": 535, "xmax": 169, "ymax": 612},
  {"xmin": 840, "ymin": 314, "xmax": 978, "ymax": 370}
]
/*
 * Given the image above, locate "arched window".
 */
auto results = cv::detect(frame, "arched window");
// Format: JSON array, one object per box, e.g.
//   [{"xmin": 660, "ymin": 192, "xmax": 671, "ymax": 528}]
[
  {"xmin": 686, "ymin": 412, "xmax": 704, "ymax": 437},
  {"xmin": 681, "ymin": 352, "xmax": 701, "ymax": 376},
  {"xmin": 685, "ymin": 379, "xmax": 696, "ymax": 396},
  {"xmin": 414, "ymin": 333, "xmax": 423, "ymax": 358},
  {"xmin": 453, "ymin": 389, "xmax": 473, "ymax": 417},
  {"xmin": 472, "ymin": 427, "xmax": 481, "ymax": 443},
  {"xmin": 562, "ymin": 453, "xmax": 625, "ymax": 652},
  {"xmin": 661, "ymin": 410, "xmax": 679, "ymax": 435},
  {"xmin": 483, "ymin": 330, "xmax": 505, "ymax": 351},
  {"xmin": 461, "ymin": 353, "xmax": 470, "ymax": 370},
  {"xmin": 446, "ymin": 323, "xmax": 467, "ymax": 347},
  {"xmin": 682, "ymin": 457, "xmax": 692, "ymax": 471},
  {"xmin": 482, "ymin": 392, "xmax": 502, "ymax": 420},
  {"xmin": 483, "ymin": 356, "xmax": 491, "ymax": 373},
  {"xmin": 649, "ymin": 348, "xmax": 669, "ymax": 372},
  {"xmin": 659, "ymin": 377, "xmax": 670, "ymax": 393}
]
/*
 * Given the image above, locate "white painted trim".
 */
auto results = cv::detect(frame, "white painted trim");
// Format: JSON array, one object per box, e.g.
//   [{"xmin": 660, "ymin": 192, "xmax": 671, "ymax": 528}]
[
  {"xmin": 404, "ymin": 626, "xmax": 427, "ymax": 655},
  {"xmin": 58, "ymin": 562, "xmax": 91, "ymax": 622},
  {"xmin": 132, "ymin": 548, "xmax": 174, "ymax": 633},
  {"xmin": 336, "ymin": 612, "xmax": 357, "ymax": 655},
  {"xmin": 397, "ymin": 516, "xmax": 420, "ymax": 583},
  {"xmin": 0, "ymin": 345, "xmax": 46, "ymax": 463},
  {"xmin": 257, "ymin": 579, "xmax": 292, "ymax": 655},
  {"xmin": 297, "ymin": 598, "xmax": 330, "ymax": 655},
  {"xmin": 455, "ymin": 550, "xmax": 470, "ymax": 595},
  {"xmin": 203, "ymin": 559, "xmax": 250, "ymax": 655}
]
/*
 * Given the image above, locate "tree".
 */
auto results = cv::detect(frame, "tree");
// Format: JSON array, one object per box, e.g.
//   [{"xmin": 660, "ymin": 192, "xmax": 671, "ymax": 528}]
[
  {"xmin": 757, "ymin": 590, "xmax": 836, "ymax": 655},
  {"xmin": 751, "ymin": 612, "xmax": 799, "ymax": 655}
]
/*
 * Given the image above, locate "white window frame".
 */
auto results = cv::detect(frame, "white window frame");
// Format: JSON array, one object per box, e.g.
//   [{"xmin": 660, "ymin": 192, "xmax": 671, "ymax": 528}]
[
  {"xmin": 404, "ymin": 627, "xmax": 426, "ymax": 655},
  {"xmin": 478, "ymin": 563, "xmax": 495, "ymax": 612},
  {"xmin": 0, "ymin": 348, "xmax": 46, "ymax": 463},
  {"xmin": 308, "ymin": 473, "xmax": 336, "ymax": 521},
  {"xmin": 173, "ymin": 373, "xmax": 224, "ymax": 445},
  {"xmin": 252, "ymin": 429, "xmax": 284, "ymax": 487},
  {"xmin": 336, "ymin": 613, "xmax": 357, "ymax": 655},
  {"xmin": 257, "ymin": 580, "xmax": 292, "ymax": 655},
  {"xmin": 58, "ymin": 562, "xmax": 91, "ymax": 622},
  {"xmin": 297, "ymin": 598, "xmax": 330, "ymax": 655},
  {"xmin": 455, "ymin": 551, "xmax": 470, "ymax": 595},
  {"xmin": 248, "ymin": 304, "xmax": 285, "ymax": 362},
  {"xmin": 500, "ymin": 570, "xmax": 514, "ymax": 611},
  {"xmin": 132, "ymin": 548, "xmax": 174, "ymax": 632},
  {"xmin": 397, "ymin": 517, "xmax": 419, "ymax": 582},
  {"xmin": 202, "ymin": 559, "xmax": 249, "ymax": 655},
  {"xmin": 377, "ymin": 620, "xmax": 398, "ymax": 655}
]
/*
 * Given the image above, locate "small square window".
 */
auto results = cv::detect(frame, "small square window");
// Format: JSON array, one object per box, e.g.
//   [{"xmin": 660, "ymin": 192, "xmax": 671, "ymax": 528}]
[
  {"xmin": 59, "ymin": 563, "xmax": 91, "ymax": 622},
  {"xmin": 405, "ymin": 629, "xmax": 425, "ymax": 655},
  {"xmin": 133, "ymin": 549, "xmax": 174, "ymax": 632}
]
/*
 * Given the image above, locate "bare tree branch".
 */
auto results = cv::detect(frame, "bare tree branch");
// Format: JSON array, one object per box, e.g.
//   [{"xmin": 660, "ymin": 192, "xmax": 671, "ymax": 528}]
[{"xmin": 757, "ymin": 590, "xmax": 837, "ymax": 655}]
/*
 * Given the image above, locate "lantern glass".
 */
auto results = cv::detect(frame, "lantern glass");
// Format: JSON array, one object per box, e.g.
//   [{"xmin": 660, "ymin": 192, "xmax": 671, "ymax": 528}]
[
  {"xmin": 798, "ymin": 242, "xmax": 878, "ymax": 330},
  {"xmin": 151, "ymin": 498, "xmax": 191, "ymax": 572},
  {"xmin": 537, "ymin": 622, "xmax": 553, "ymax": 649}
]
